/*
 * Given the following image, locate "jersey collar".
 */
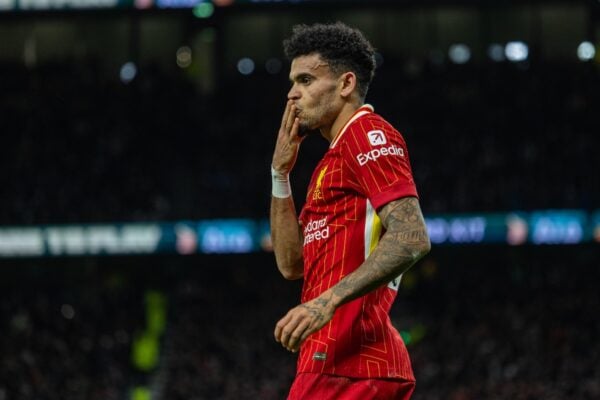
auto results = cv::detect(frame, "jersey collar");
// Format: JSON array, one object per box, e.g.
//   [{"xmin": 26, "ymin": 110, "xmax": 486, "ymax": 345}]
[{"xmin": 329, "ymin": 104, "xmax": 374, "ymax": 148}]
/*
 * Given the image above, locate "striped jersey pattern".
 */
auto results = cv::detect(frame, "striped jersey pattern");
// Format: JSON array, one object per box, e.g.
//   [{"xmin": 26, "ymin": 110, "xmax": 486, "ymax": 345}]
[{"xmin": 297, "ymin": 105, "xmax": 418, "ymax": 380}]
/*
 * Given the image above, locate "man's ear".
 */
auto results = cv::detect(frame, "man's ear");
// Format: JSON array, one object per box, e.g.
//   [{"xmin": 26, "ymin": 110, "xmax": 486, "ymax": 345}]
[{"xmin": 339, "ymin": 72, "xmax": 357, "ymax": 98}]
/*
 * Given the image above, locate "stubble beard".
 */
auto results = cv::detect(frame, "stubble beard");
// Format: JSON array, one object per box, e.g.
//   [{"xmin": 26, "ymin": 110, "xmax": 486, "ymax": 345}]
[
  {"xmin": 296, "ymin": 110, "xmax": 319, "ymax": 137},
  {"xmin": 297, "ymin": 98, "xmax": 336, "ymax": 138},
  {"xmin": 298, "ymin": 120, "xmax": 318, "ymax": 137}
]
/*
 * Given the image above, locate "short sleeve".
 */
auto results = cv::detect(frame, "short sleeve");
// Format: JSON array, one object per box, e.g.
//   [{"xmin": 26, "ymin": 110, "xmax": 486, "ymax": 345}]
[{"xmin": 341, "ymin": 115, "xmax": 418, "ymax": 211}]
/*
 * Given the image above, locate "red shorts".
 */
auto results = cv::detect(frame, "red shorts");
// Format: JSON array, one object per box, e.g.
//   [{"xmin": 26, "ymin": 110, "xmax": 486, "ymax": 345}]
[{"xmin": 287, "ymin": 373, "xmax": 416, "ymax": 400}]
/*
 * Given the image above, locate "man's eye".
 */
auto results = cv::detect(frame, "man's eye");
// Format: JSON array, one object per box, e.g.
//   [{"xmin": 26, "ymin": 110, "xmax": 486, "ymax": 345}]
[{"xmin": 300, "ymin": 77, "xmax": 312, "ymax": 84}]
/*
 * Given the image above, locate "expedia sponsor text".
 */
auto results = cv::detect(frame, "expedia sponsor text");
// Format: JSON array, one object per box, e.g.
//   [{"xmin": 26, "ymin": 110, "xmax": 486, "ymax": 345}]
[{"xmin": 356, "ymin": 144, "xmax": 405, "ymax": 166}]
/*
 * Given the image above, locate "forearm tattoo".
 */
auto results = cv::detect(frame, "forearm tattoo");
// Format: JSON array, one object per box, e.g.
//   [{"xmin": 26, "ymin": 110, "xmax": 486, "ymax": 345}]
[{"xmin": 331, "ymin": 197, "xmax": 430, "ymax": 305}]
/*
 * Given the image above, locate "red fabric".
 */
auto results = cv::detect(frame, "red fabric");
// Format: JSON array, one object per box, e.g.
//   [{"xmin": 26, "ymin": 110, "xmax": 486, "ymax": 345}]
[
  {"xmin": 288, "ymin": 372, "xmax": 416, "ymax": 400},
  {"xmin": 340, "ymin": 109, "xmax": 418, "ymax": 210},
  {"xmin": 297, "ymin": 107, "xmax": 417, "ymax": 380}
]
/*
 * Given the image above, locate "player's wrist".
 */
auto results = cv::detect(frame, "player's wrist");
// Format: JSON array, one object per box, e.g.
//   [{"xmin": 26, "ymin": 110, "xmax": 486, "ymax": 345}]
[
  {"xmin": 318, "ymin": 288, "xmax": 342, "ymax": 311},
  {"xmin": 271, "ymin": 166, "xmax": 288, "ymax": 179},
  {"xmin": 271, "ymin": 166, "xmax": 292, "ymax": 198}
]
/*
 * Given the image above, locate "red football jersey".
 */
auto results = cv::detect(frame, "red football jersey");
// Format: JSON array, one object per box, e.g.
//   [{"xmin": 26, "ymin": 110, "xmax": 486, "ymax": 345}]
[{"xmin": 297, "ymin": 105, "xmax": 418, "ymax": 380}]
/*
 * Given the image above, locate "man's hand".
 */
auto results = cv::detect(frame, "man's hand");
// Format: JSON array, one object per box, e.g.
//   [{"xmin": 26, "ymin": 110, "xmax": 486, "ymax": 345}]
[
  {"xmin": 274, "ymin": 293, "xmax": 336, "ymax": 353},
  {"xmin": 272, "ymin": 100, "xmax": 303, "ymax": 174},
  {"xmin": 270, "ymin": 100, "xmax": 305, "ymax": 278}
]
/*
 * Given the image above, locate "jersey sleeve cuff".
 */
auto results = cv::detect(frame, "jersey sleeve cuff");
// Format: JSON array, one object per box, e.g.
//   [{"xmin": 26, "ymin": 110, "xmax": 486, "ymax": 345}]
[{"xmin": 370, "ymin": 183, "xmax": 419, "ymax": 211}]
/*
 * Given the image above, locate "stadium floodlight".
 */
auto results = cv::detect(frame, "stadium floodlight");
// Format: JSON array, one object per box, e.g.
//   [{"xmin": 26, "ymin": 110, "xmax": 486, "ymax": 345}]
[
  {"xmin": 448, "ymin": 44, "xmax": 471, "ymax": 64},
  {"xmin": 193, "ymin": 2, "xmax": 213, "ymax": 18},
  {"xmin": 176, "ymin": 46, "xmax": 192, "ymax": 68},
  {"xmin": 487, "ymin": 43, "xmax": 505, "ymax": 62},
  {"xmin": 505, "ymin": 41, "xmax": 528, "ymax": 62},
  {"xmin": 120, "ymin": 62, "xmax": 137, "ymax": 84},
  {"xmin": 577, "ymin": 41, "xmax": 596, "ymax": 61},
  {"xmin": 237, "ymin": 57, "xmax": 255, "ymax": 75}
]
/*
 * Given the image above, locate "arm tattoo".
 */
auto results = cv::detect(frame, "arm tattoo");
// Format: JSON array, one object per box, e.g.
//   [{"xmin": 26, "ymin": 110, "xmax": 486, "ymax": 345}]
[
  {"xmin": 300, "ymin": 302, "xmax": 326, "ymax": 323},
  {"xmin": 331, "ymin": 197, "xmax": 430, "ymax": 305}
]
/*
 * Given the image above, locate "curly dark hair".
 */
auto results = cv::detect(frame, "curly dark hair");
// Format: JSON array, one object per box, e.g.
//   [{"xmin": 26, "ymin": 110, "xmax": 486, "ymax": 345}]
[{"xmin": 283, "ymin": 22, "xmax": 376, "ymax": 100}]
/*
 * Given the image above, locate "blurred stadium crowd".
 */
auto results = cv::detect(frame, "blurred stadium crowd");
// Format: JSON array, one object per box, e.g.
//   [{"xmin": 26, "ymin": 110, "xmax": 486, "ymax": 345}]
[
  {"xmin": 1, "ymin": 247, "xmax": 598, "ymax": 400},
  {"xmin": 0, "ymin": 58, "xmax": 598, "ymax": 225},
  {"xmin": 0, "ymin": 259, "xmax": 143, "ymax": 400}
]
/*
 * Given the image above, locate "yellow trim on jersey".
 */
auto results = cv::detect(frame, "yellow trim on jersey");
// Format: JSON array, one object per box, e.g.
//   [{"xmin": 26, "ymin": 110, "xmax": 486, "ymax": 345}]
[
  {"xmin": 364, "ymin": 200, "xmax": 382, "ymax": 259},
  {"xmin": 369, "ymin": 213, "xmax": 382, "ymax": 255},
  {"xmin": 365, "ymin": 200, "xmax": 402, "ymax": 290}
]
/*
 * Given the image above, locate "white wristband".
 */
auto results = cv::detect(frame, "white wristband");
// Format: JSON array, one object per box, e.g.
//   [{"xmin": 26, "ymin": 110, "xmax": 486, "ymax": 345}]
[{"xmin": 271, "ymin": 167, "xmax": 292, "ymax": 198}]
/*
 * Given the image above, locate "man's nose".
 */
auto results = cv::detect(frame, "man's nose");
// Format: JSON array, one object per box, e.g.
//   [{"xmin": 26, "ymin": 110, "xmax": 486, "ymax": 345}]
[{"xmin": 288, "ymin": 84, "xmax": 300, "ymax": 100}]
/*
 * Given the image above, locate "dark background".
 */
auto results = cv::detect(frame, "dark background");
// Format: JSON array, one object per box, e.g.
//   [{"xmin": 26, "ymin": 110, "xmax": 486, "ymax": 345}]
[{"xmin": 0, "ymin": 0, "xmax": 599, "ymax": 399}]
